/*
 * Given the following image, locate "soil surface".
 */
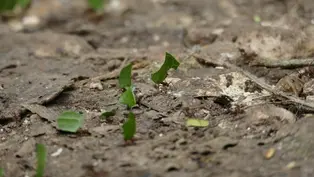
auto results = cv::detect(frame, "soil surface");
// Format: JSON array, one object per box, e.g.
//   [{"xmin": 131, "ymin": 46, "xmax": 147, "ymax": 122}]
[{"xmin": 2, "ymin": 0, "xmax": 314, "ymax": 177}]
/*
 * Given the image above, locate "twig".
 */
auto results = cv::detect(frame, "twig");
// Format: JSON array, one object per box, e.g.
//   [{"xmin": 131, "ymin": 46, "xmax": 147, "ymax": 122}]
[
  {"xmin": 0, "ymin": 64, "xmax": 17, "ymax": 72},
  {"xmin": 251, "ymin": 58, "xmax": 314, "ymax": 68},
  {"xmin": 193, "ymin": 54, "xmax": 314, "ymax": 112}
]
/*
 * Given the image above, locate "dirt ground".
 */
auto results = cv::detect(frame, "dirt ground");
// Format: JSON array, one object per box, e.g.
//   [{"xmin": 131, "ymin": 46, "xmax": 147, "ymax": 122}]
[{"xmin": 2, "ymin": 0, "xmax": 314, "ymax": 176}]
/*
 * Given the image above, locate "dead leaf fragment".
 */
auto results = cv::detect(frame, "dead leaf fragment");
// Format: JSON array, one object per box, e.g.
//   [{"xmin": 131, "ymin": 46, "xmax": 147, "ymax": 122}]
[
  {"xmin": 264, "ymin": 147, "xmax": 276, "ymax": 159},
  {"xmin": 244, "ymin": 104, "xmax": 296, "ymax": 124},
  {"xmin": 15, "ymin": 138, "xmax": 36, "ymax": 158},
  {"xmin": 285, "ymin": 161, "xmax": 298, "ymax": 170},
  {"xmin": 21, "ymin": 104, "xmax": 60, "ymax": 127}
]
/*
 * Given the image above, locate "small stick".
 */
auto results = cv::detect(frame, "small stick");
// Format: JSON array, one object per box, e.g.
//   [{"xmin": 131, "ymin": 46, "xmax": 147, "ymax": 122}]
[
  {"xmin": 251, "ymin": 58, "xmax": 314, "ymax": 68},
  {"xmin": 193, "ymin": 54, "xmax": 314, "ymax": 112}
]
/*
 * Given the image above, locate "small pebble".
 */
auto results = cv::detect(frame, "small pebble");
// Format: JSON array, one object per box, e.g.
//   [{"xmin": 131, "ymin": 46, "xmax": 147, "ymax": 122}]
[
  {"xmin": 89, "ymin": 82, "xmax": 103, "ymax": 90},
  {"xmin": 8, "ymin": 19, "xmax": 23, "ymax": 31},
  {"xmin": 212, "ymin": 28, "xmax": 224, "ymax": 35},
  {"xmin": 120, "ymin": 36, "xmax": 129, "ymax": 43},
  {"xmin": 153, "ymin": 34, "xmax": 160, "ymax": 41},
  {"xmin": 162, "ymin": 41, "xmax": 169, "ymax": 47},
  {"xmin": 22, "ymin": 15, "xmax": 40, "ymax": 29},
  {"xmin": 23, "ymin": 119, "xmax": 30, "ymax": 125},
  {"xmin": 51, "ymin": 148, "xmax": 63, "ymax": 157}
]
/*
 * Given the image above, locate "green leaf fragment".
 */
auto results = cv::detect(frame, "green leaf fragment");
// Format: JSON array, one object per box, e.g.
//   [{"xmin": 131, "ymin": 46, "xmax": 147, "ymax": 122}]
[
  {"xmin": 253, "ymin": 15, "xmax": 261, "ymax": 23},
  {"xmin": 186, "ymin": 119, "xmax": 209, "ymax": 127},
  {"xmin": 57, "ymin": 111, "xmax": 84, "ymax": 133},
  {"xmin": 119, "ymin": 63, "xmax": 132, "ymax": 89},
  {"xmin": 0, "ymin": 0, "xmax": 18, "ymax": 12},
  {"xmin": 0, "ymin": 0, "xmax": 30, "ymax": 13},
  {"xmin": 5, "ymin": 0, "xmax": 17, "ymax": 11},
  {"xmin": 119, "ymin": 86, "xmax": 136, "ymax": 108},
  {"xmin": 0, "ymin": 168, "xmax": 3, "ymax": 177},
  {"xmin": 123, "ymin": 112, "xmax": 136, "ymax": 141},
  {"xmin": 18, "ymin": 0, "xmax": 31, "ymax": 9},
  {"xmin": 35, "ymin": 143, "xmax": 47, "ymax": 177},
  {"xmin": 88, "ymin": 0, "xmax": 105, "ymax": 12},
  {"xmin": 151, "ymin": 52, "xmax": 180, "ymax": 84},
  {"xmin": 100, "ymin": 109, "xmax": 116, "ymax": 119}
]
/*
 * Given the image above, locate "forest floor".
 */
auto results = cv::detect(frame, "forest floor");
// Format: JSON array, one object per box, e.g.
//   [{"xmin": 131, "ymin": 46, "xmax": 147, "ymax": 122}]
[{"xmin": 2, "ymin": 0, "xmax": 314, "ymax": 176}]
